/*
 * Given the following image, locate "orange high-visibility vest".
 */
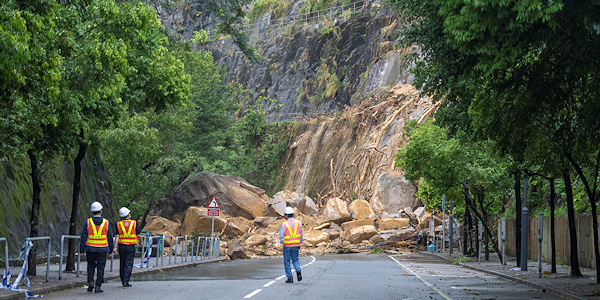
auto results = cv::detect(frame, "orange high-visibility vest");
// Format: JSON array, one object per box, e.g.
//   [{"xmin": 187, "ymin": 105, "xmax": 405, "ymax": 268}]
[
  {"xmin": 86, "ymin": 218, "xmax": 109, "ymax": 247},
  {"xmin": 117, "ymin": 220, "xmax": 137, "ymax": 245},
  {"xmin": 283, "ymin": 220, "xmax": 301, "ymax": 247}
]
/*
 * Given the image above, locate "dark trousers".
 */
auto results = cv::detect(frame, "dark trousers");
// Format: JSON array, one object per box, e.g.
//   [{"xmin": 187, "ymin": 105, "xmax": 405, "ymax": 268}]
[
  {"xmin": 118, "ymin": 244, "xmax": 136, "ymax": 284},
  {"xmin": 86, "ymin": 251, "xmax": 107, "ymax": 286}
]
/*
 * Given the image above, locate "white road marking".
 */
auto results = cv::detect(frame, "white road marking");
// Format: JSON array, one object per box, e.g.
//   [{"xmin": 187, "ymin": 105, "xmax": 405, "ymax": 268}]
[
  {"xmin": 388, "ymin": 255, "xmax": 453, "ymax": 300},
  {"xmin": 244, "ymin": 256, "xmax": 317, "ymax": 298},
  {"xmin": 263, "ymin": 280, "xmax": 276, "ymax": 287},
  {"xmin": 243, "ymin": 289, "xmax": 262, "ymax": 298}
]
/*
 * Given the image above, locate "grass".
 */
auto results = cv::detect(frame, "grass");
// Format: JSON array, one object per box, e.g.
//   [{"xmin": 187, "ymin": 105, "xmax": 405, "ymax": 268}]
[
  {"xmin": 370, "ymin": 247, "xmax": 386, "ymax": 254},
  {"xmin": 250, "ymin": 0, "xmax": 292, "ymax": 22},
  {"xmin": 452, "ymin": 256, "xmax": 473, "ymax": 264}
]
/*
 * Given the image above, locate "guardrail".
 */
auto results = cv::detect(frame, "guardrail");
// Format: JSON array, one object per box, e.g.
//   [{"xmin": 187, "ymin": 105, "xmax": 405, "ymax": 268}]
[
  {"xmin": 0, "ymin": 238, "xmax": 8, "ymax": 279},
  {"xmin": 28, "ymin": 237, "xmax": 51, "ymax": 282},
  {"xmin": 183, "ymin": 235, "xmax": 193, "ymax": 263},
  {"xmin": 58, "ymin": 235, "xmax": 80, "ymax": 280},
  {"xmin": 162, "ymin": 235, "xmax": 172, "ymax": 265},
  {"xmin": 207, "ymin": 237, "xmax": 220, "ymax": 258}
]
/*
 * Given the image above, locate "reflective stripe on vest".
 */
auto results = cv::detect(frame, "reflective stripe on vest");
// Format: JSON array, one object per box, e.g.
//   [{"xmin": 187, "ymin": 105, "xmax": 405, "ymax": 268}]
[
  {"xmin": 283, "ymin": 220, "xmax": 301, "ymax": 246},
  {"xmin": 117, "ymin": 220, "xmax": 137, "ymax": 245},
  {"xmin": 86, "ymin": 218, "xmax": 109, "ymax": 247}
]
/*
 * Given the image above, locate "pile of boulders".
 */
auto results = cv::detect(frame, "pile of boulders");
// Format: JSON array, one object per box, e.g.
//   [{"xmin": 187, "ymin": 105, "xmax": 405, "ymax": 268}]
[{"xmin": 144, "ymin": 189, "xmax": 454, "ymax": 259}]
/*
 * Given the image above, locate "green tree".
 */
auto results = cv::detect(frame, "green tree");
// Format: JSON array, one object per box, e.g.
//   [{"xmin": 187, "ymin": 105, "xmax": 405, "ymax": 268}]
[
  {"xmin": 389, "ymin": 0, "xmax": 600, "ymax": 277},
  {"xmin": 396, "ymin": 121, "xmax": 510, "ymax": 259}
]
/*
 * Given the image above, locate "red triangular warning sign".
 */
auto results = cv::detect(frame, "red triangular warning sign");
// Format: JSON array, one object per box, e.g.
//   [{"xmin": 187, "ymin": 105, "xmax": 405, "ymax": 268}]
[{"xmin": 208, "ymin": 197, "xmax": 219, "ymax": 208}]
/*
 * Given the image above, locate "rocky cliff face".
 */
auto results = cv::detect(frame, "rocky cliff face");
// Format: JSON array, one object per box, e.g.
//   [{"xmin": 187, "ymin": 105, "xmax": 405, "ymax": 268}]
[
  {"xmin": 156, "ymin": 0, "xmax": 412, "ymax": 122},
  {"xmin": 0, "ymin": 154, "xmax": 117, "ymax": 256}
]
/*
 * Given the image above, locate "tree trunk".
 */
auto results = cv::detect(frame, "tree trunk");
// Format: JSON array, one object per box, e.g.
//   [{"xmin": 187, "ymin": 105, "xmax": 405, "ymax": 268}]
[
  {"xmin": 562, "ymin": 168, "xmax": 582, "ymax": 276},
  {"xmin": 27, "ymin": 150, "xmax": 40, "ymax": 276},
  {"xmin": 461, "ymin": 179, "xmax": 502, "ymax": 261},
  {"xmin": 514, "ymin": 173, "xmax": 522, "ymax": 267},
  {"xmin": 463, "ymin": 207, "xmax": 469, "ymax": 255},
  {"xmin": 549, "ymin": 177, "xmax": 557, "ymax": 273},
  {"xmin": 566, "ymin": 153, "xmax": 600, "ymax": 282},
  {"xmin": 67, "ymin": 131, "xmax": 86, "ymax": 271}
]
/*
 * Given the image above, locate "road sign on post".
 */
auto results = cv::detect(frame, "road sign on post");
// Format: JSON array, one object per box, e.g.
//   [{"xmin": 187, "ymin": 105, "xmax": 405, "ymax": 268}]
[
  {"xmin": 208, "ymin": 197, "xmax": 220, "ymax": 239},
  {"xmin": 207, "ymin": 197, "xmax": 220, "ymax": 217}
]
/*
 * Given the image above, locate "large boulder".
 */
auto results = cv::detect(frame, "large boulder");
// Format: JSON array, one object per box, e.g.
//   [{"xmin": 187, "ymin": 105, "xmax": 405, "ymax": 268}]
[
  {"xmin": 348, "ymin": 200, "xmax": 375, "ymax": 219},
  {"xmin": 341, "ymin": 219, "xmax": 375, "ymax": 232},
  {"xmin": 227, "ymin": 239, "xmax": 247, "ymax": 260},
  {"xmin": 245, "ymin": 235, "xmax": 268, "ymax": 247},
  {"xmin": 181, "ymin": 206, "xmax": 227, "ymax": 235},
  {"xmin": 388, "ymin": 228, "xmax": 417, "ymax": 242},
  {"xmin": 264, "ymin": 197, "xmax": 286, "ymax": 217},
  {"xmin": 149, "ymin": 172, "xmax": 269, "ymax": 220},
  {"xmin": 143, "ymin": 215, "xmax": 181, "ymax": 237},
  {"xmin": 320, "ymin": 197, "xmax": 352, "ymax": 224},
  {"xmin": 269, "ymin": 190, "xmax": 318, "ymax": 216},
  {"xmin": 304, "ymin": 230, "xmax": 330, "ymax": 246},
  {"xmin": 345, "ymin": 225, "xmax": 378, "ymax": 244},
  {"xmin": 378, "ymin": 218, "xmax": 410, "ymax": 230},
  {"xmin": 371, "ymin": 172, "xmax": 420, "ymax": 214},
  {"xmin": 254, "ymin": 217, "xmax": 278, "ymax": 228}
]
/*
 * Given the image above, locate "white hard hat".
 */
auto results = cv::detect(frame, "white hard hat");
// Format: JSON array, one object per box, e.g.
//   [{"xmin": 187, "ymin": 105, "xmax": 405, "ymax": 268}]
[
  {"xmin": 284, "ymin": 206, "xmax": 294, "ymax": 215},
  {"xmin": 90, "ymin": 202, "xmax": 103, "ymax": 212},
  {"xmin": 119, "ymin": 207, "xmax": 130, "ymax": 218}
]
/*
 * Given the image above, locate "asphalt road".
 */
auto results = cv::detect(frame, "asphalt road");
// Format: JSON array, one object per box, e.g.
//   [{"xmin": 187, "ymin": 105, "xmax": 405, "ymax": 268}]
[{"xmin": 42, "ymin": 253, "xmax": 558, "ymax": 299}]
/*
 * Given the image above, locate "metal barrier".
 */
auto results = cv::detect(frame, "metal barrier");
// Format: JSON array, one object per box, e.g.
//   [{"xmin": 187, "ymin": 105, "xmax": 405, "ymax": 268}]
[
  {"xmin": 174, "ymin": 236, "xmax": 183, "ymax": 263},
  {"xmin": 0, "ymin": 238, "xmax": 8, "ymax": 279},
  {"xmin": 162, "ymin": 235, "xmax": 172, "ymax": 265},
  {"xmin": 110, "ymin": 237, "xmax": 114, "ymax": 272},
  {"xmin": 183, "ymin": 235, "xmax": 194, "ymax": 262},
  {"xmin": 58, "ymin": 235, "xmax": 80, "ymax": 280},
  {"xmin": 28, "ymin": 237, "xmax": 51, "ymax": 282},
  {"xmin": 206, "ymin": 237, "xmax": 220, "ymax": 259},
  {"xmin": 195, "ymin": 237, "xmax": 207, "ymax": 261},
  {"xmin": 140, "ymin": 236, "xmax": 156, "ymax": 268}
]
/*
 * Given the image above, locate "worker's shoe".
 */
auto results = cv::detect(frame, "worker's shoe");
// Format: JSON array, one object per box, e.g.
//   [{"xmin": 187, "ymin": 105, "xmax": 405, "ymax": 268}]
[
  {"xmin": 87, "ymin": 283, "xmax": 94, "ymax": 292},
  {"xmin": 94, "ymin": 285, "xmax": 103, "ymax": 293},
  {"xmin": 296, "ymin": 271, "xmax": 302, "ymax": 282},
  {"xmin": 123, "ymin": 282, "xmax": 132, "ymax": 287},
  {"xmin": 285, "ymin": 277, "xmax": 293, "ymax": 283}
]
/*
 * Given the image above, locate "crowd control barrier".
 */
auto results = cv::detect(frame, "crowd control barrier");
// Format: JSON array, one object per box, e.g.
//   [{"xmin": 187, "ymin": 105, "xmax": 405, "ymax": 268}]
[
  {"xmin": 58, "ymin": 235, "xmax": 80, "ymax": 279},
  {"xmin": 28, "ymin": 237, "xmax": 51, "ymax": 282},
  {"xmin": 0, "ymin": 238, "xmax": 8, "ymax": 279}
]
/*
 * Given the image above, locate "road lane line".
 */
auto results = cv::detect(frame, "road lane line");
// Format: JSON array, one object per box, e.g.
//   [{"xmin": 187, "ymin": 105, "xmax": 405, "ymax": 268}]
[
  {"xmin": 263, "ymin": 280, "xmax": 277, "ymax": 287},
  {"xmin": 301, "ymin": 255, "xmax": 316, "ymax": 267},
  {"xmin": 244, "ymin": 289, "xmax": 262, "ymax": 298},
  {"xmin": 388, "ymin": 255, "xmax": 453, "ymax": 300},
  {"xmin": 244, "ymin": 255, "xmax": 317, "ymax": 298}
]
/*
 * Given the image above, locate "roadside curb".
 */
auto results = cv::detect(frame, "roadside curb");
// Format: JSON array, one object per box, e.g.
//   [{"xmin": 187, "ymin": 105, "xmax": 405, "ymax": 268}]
[
  {"xmin": 0, "ymin": 257, "xmax": 227, "ymax": 300},
  {"xmin": 422, "ymin": 252, "xmax": 586, "ymax": 300}
]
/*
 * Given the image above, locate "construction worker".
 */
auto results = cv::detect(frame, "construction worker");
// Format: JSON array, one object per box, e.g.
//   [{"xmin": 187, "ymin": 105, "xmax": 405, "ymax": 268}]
[
  {"xmin": 113, "ymin": 207, "xmax": 141, "ymax": 287},
  {"xmin": 80, "ymin": 201, "xmax": 114, "ymax": 293},
  {"xmin": 279, "ymin": 206, "xmax": 303, "ymax": 283}
]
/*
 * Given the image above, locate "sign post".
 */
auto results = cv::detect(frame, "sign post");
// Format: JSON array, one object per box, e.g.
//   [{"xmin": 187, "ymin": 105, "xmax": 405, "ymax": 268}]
[
  {"xmin": 502, "ymin": 218, "xmax": 506, "ymax": 269},
  {"xmin": 442, "ymin": 195, "xmax": 445, "ymax": 254},
  {"xmin": 521, "ymin": 176, "xmax": 529, "ymax": 271},
  {"xmin": 478, "ymin": 221, "xmax": 482, "ymax": 265},
  {"xmin": 207, "ymin": 197, "xmax": 220, "ymax": 239},
  {"xmin": 538, "ymin": 213, "xmax": 543, "ymax": 278}
]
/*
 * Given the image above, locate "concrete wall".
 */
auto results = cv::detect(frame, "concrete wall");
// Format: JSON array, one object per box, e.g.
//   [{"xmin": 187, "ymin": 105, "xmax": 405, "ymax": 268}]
[{"xmin": 498, "ymin": 214, "xmax": 597, "ymax": 269}]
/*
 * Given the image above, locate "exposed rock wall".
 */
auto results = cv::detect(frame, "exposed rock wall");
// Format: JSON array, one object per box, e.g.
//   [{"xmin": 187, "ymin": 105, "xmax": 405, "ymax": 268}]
[
  {"xmin": 153, "ymin": 0, "xmax": 412, "ymax": 122},
  {"xmin": 0, "ymin": 153, "xmax": 117, "ymax": 255},
  {"xmin": 279, "ymin": 85, "xmax": 428, "ymax": 213}
]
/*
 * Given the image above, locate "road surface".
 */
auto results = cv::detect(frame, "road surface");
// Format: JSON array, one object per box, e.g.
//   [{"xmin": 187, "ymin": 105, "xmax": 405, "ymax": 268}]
[{"xmin": 42, "ymin": 253, "xmax": 557, "ymax": 299}]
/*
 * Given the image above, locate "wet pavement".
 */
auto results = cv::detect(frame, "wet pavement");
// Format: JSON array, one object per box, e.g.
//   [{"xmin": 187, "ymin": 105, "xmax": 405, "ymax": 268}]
[{"xmin": 1, "ymin": 252, "xmax": 596, "ymax": 299}]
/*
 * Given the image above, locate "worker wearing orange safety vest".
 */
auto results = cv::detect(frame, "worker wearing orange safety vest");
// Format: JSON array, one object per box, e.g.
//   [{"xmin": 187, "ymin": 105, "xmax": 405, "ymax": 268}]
[
  {"xmin": 279, "ymin": 206, "xmax": 303, "ymax": 283},
  {"xmin": 80, "ymin": 202, "xmax": 114, "ymax": 293},
  {"xmin": 113, "ymin": 207, "xmax": 141, "ymax": 287}
]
